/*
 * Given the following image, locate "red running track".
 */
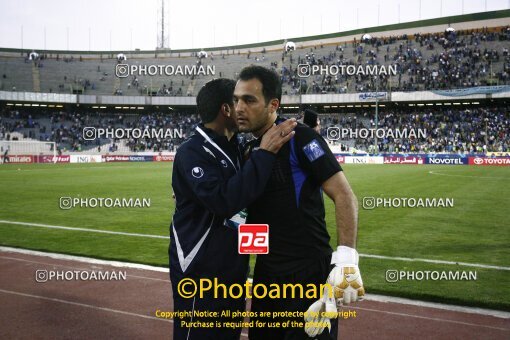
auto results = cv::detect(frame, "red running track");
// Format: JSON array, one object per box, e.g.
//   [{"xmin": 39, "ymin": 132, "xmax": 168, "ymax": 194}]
[{"xmin": 0, "ymin": 249, "xmax": 508, "ymax": 340}]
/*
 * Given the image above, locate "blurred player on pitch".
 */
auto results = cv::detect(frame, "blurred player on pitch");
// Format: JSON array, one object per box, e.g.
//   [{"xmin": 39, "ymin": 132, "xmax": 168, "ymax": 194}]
[{"xmin": 234, "ymin": 66, "xmax": 364, "ymax": 339}]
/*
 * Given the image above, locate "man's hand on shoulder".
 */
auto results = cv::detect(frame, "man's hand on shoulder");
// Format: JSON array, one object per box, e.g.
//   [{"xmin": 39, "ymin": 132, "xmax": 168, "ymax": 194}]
[{"xmin": 259, "ymin": 119, "xmax": 297, "ymax": 154}]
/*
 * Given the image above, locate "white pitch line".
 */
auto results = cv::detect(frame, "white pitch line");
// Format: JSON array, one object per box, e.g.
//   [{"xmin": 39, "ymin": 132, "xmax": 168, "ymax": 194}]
[
  {"xmin": 0, "ymin": 220, "xmax": 169, "ymax": 239},
  {"xmin": 428, "ymin": 170, "xmax": 507, "ymax": 179},
  {"xmin": 0, "ymin": 288, "xmax": 505, "ymax": 336},
  {"xmin": 347, "ymin": 305, "xmax": 510, "ymax": 331},
  {"xmin": 0, "ymin": 246, "xmax": 169, "ymax": 272},
  {"xmin": 0, "ymin": 164, "xmax": 164, "ymax": 172},
  {"xmin": 366, "ymin": 294, "xmax": 510, "ymax": 319},
  {"xmin": 2, "ymin": 220, "xmax": 509, "ymax": 271},
  {"xmin": 360, "ymin": 253, "xmax": 510, "ymax": 271},
  {"xmin": 0, "ymin": 288, "xmax": 251, "ymax": 339},
  {"xmin": 1, "ymin": 246, "xmax": 509, "ymax": 320},
  {"xmin": 0, "ymin": 256, "xmax": 170, "ymax": 283},
  {"xmin": 0, "ymin": 288, "xmax": 171, "ymax": 323}
]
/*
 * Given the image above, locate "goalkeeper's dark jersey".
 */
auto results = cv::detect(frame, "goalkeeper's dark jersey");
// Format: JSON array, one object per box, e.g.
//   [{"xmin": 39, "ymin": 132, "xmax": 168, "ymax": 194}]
[{"xmin": 245, "ymin": 117, "xmax": 342, "ymax": 274}]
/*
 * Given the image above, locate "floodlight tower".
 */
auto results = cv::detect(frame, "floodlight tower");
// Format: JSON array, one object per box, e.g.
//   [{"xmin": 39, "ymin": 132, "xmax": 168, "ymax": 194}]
[{"xmin": 157, "ymin": 0, "xmax": 170, "ymax": 49}]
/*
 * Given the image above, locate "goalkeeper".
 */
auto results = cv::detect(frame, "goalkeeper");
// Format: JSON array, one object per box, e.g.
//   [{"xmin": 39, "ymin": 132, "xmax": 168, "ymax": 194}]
[{"xmin": 235, "ymin": 66, "xmax": 364, "ymax": 340}]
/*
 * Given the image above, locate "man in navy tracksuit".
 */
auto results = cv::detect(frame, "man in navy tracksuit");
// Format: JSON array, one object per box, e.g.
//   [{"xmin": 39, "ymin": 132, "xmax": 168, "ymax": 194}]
[{"xmin": 169, "ymin": 78, "xmax": 296, "ymax": 340}]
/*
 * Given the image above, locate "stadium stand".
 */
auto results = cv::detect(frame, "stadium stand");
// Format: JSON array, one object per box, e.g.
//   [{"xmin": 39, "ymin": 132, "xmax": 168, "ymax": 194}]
[
  {"xmin": 0, "ymin": 57, "xmax": 34, "ymax": 92},
  {"xmin": 318, "ymin": 106, "xmax": 509, "ymax": 153},
  {"xmin": 1, "ymin": 12, "xmax": 509, "ymax": 158},
  {"xmin": 1, "ymin": 105, "xmax": 508, "ymax": 154},
  {"xmin": 285, "ymin": 27, "xmax": 509, "ymax": 94},
  {"xmin": 1, "ymin": 27, "xmax": 508, "ymax": 96},
  {"xmin": 0, "ymin": 109, "xmax": 199, "ymax": 154}
]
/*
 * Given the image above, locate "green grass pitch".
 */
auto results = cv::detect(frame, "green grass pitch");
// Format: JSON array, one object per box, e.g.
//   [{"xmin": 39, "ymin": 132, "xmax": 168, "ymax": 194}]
[{"xmin": 0, "ymin": 162, "xmax": 508, "ymax": 310}]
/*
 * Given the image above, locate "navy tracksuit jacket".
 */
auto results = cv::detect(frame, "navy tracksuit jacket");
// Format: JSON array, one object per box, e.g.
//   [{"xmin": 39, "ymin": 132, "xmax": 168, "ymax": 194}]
[{"xmin": 169, "ymin": 124, "xmax": 276, "ymax": 286}]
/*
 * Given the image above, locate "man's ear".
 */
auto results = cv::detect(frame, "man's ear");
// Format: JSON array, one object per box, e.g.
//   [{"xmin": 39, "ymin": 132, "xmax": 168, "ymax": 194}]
[
  {"xmin": 269, "ymin": 99, "xmax": 280, "ymax": 114},
  {"xmin": 222, "ymin": 104, "xmax": 231, "ymax": 117}
]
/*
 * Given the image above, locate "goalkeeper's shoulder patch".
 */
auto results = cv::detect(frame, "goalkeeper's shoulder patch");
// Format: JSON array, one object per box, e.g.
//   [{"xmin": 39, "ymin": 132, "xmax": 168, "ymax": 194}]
[{"xmin": 302, "ymin": 139, "xmax": 325, "ymax": 162}]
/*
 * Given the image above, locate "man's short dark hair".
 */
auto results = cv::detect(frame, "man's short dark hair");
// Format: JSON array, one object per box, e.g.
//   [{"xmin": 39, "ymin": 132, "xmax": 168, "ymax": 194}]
[
  {"xmin": 238, "ymin": 65, "xmax": 282, "ymax": 104},
  {"xmin": 196, "ymin": 78, "xmax": 236, "ymax": 123}
]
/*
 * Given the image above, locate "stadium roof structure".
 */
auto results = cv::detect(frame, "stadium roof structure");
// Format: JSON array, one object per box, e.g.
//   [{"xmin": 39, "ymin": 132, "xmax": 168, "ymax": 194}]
[
  {"xmin": 0, "ymin": 9, "xmax": 508, "ymax": 57},
  {"xmin": 0, "ymin": 9, "xmax": 509, "ymax": 109}
]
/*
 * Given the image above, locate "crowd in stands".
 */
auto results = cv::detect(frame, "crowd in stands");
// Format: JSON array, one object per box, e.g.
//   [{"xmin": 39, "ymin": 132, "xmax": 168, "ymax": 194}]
[
  {"xmin": 0, "ymin": 109, "xmax": 200, "ymax": 153},
  {"xmin": 1, "ymin": 105, "xmax": 508, "ymax": 154},
  {"xmin": 320, "ymin": 106, "xmax": 509, "ymax": 153},
  {"xmin": 3, "ymin": 26, "xmax": 508, "ymax": 96},
  {"xmin": 280, "ymin": 26, "xmax": 510, "ymax": 94}
]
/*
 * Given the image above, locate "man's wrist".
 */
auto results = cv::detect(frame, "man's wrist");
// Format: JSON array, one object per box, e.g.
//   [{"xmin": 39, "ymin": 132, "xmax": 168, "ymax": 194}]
[{"xmin": 331, "ymin": 245, "xmax": 359, "ymax": 265}]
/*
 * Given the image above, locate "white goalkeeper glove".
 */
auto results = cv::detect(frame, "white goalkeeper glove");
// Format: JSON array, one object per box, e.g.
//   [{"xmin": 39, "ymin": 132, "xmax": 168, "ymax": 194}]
[
  {"xmin": 304, "ymin": 246, "xmax": 365, "ymax": 337},
  {"xmin": 304, "ymin": 284, "xmax": 337, "ymax": 337},
  {"xmin": 328, "ymin": 246, "xmax": 365, "ymax": 304}
]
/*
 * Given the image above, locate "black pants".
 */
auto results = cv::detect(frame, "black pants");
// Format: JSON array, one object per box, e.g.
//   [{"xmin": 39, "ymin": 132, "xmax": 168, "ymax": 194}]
[
  {"xmin": 249, "ymin": 256, "xmax": 338, "ymax": 340},
  {"xmin": 171, "ymin": 279, "xmax": 246, "ymax": 340}
]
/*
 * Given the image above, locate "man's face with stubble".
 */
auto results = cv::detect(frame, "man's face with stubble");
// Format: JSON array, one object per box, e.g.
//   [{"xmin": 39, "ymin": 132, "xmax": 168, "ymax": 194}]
[{"xmin": 233, "ymin": 78, "xmax": 277, "ymax": 136}]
